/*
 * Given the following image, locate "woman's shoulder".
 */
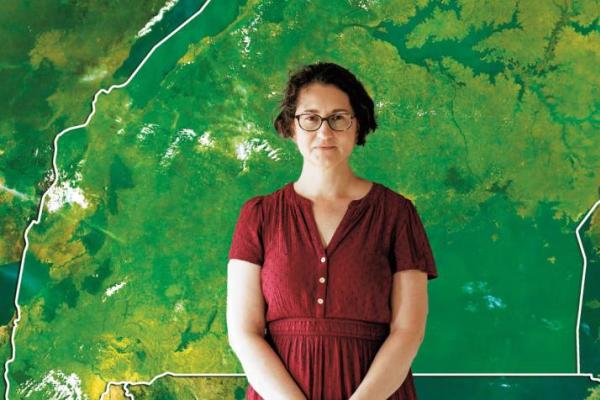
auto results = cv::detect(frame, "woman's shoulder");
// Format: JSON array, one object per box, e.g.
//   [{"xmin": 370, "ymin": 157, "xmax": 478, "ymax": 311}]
[
  {"xmin": 237, "ymin": 195, "xmax": 265, "ymax": 225},
  {"xmin": 239, "ymin": 194, "xmax": 265, "ymax": 212},
  {"xmin": 240, "ymin": 183, "xmax": 289, "ymax": 212},
  {"xmin": 374, "ymin": 181, "xmax": 412, "ymax": 209}
]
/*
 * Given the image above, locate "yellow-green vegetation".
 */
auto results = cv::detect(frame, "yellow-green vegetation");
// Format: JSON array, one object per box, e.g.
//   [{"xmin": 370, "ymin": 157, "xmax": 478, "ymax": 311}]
[{"xmin": 2, "ymin": 0, "xmax": 600, "ymax": 398}]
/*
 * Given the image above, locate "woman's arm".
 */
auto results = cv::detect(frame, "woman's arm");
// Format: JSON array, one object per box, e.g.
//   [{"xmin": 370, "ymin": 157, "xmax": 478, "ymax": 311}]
[
  {"xmin": 349, "ymin": 270, "xmax": 429, "ymax": 400},
  {"xmin": 227, "ymin": 259, "xmax": 307, "ymax": 400}
]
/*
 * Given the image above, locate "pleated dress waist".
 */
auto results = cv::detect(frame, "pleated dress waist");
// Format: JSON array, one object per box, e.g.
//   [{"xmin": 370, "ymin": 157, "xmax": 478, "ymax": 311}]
[{"xmin": 267, "ymin": 317, "xmax": 390, "ymax": 341}]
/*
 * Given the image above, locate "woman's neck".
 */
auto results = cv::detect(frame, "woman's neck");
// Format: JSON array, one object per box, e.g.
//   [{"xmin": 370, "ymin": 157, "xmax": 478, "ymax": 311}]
[{"xmin": 294, "ymin": 163, "xmax": 364, "ymax": 201}]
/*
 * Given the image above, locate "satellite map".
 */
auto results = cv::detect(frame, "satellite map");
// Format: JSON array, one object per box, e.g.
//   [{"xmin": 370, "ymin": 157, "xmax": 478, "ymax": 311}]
[{"xmin": 1, "ymin": 0, "xmax": 599, "ymax": 398}]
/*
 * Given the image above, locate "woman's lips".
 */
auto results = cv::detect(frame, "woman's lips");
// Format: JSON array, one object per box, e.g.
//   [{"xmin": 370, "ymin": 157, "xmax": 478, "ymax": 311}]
[{"xmin": 315, "ymin": 146, "xmax": 335, "ymax": 149}]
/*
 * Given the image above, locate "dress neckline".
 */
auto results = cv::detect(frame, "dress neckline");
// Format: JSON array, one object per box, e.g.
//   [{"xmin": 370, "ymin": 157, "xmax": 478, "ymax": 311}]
[
  {"xmin": 287, "ymin": 181, "xmax": 379, "ymax": 209},
  {"xmin": 285, "ymin": 180, "xmax": 380, "ymax": 254}
]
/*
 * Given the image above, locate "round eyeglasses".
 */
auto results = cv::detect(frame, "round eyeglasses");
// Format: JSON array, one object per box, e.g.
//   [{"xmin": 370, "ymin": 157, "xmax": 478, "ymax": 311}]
[{"xmin": 294, "ymin": 112, "xmax": 355, "ymax": 132}]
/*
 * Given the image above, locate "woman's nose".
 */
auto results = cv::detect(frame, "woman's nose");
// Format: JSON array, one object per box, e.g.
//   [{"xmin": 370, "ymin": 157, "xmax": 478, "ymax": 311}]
[{"xmin": 315, "ymin": 121, "xmax": 335, "ymax": 139}]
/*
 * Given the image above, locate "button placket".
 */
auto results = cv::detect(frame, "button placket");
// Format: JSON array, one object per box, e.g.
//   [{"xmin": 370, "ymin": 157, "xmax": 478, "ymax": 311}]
[
  {"xmin": 288, "ymin": 181, "xmax": 379, "ymax": 320},
  {"xmin": 316, "ymin": 254, "xmax": 328, "ymax": 317}
]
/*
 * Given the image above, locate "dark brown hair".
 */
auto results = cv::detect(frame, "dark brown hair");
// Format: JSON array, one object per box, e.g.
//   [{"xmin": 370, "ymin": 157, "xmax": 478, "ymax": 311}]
[{"xmin": 273, "ymin": 62, "xmax": 377, "ymax": 146}]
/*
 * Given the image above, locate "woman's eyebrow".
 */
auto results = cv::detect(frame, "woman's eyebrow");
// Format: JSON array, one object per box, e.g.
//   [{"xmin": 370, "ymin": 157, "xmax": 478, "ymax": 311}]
[{"xmin": 299, "ymin": 108, "xmax": 350, "ymax": 113}]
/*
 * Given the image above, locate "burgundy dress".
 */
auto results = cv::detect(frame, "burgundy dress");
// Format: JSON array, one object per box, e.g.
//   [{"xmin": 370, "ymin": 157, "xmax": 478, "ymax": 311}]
[{"xmin": 228, "ymin": 181, "xmax": 438, "ymax": 400}]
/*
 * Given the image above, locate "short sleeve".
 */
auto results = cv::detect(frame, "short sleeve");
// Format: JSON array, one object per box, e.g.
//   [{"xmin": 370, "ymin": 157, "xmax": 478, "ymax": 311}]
[
  {"xmin": 390, "ymin": 198, "xmax": 438, "ymax": 280},
  {"xmin": 228, "ymin": 196, "xmax": 264, "ymax": 266}
]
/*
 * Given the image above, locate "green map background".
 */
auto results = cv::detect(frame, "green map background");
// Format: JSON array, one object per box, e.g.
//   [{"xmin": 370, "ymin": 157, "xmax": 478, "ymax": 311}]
[{"xmin": 1, "ymin": 0, "xmax": 600, "ymax": 398}]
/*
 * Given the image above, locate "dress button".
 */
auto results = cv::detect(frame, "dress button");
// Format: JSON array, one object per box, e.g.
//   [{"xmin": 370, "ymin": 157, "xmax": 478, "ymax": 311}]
[
  {"xmin": 317, "ymin": 298, "xmax": 324, "ymax": 304},
  {"xmin": 320, "ymin": 256, "xmax": 326, "ymax": 263},
  {"xmin": 319, "ymin": 277, "xmax": 326, "ymax": 283}
]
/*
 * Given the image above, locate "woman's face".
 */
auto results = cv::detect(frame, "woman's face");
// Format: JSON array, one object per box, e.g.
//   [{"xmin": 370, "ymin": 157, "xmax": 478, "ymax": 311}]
[{"xmin": 291, "ymin": 82, "xmax": 359, "ymax": 170}]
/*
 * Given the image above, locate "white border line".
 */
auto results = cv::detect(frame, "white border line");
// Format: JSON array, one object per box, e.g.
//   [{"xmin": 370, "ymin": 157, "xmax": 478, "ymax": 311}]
[
  {"xmin": 3, "ymin": 0, "xmax": 600, "ymax": 396},
  {"xmin": 2, "ymin": 0, "xmax": 213, "ymax": 398},
  {"xmin": 98, "ymin": 199, "xmax": 600, "ymax": 397},
  {"xmin": 99, "ymin": 372, "xmax": 600, "ymax": 399},
  {"xmin": 575, "ymin": 199, "xmax": 600, "ymax": 379}
]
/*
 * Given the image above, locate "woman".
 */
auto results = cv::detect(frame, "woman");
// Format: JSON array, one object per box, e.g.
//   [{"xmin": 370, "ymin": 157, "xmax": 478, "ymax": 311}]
[{"xmin": 227, "ymin": 62, "xmax": 438, "ymax": 400}]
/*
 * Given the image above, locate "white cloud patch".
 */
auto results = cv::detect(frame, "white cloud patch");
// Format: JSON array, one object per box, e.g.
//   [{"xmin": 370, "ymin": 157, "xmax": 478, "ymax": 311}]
[
  {"xmin": 102, "ymin": 280, "xmax": 128, "ymax": 303},
  {"xmin": 79, "ymin": 66, "xmax": 108, "ymax": 82},
  {"xmin": 196, "ymin": 130, "xmax": 216, "ymax": 149},
  {"xmin": 355, "ymin": 0, "xmax": 378, "ymax": 11},
  {"xmin": 159, "ymin": 128, "xmax": 198, "ymax": 168},
  {"xmin": 229, "ymin": 2, "xmax": 264, "ymax": 61},
  {"xmin": 235, "ymin": 137, "xmax": 281, "ymax": 172},
  {"xmin": 45, "ymin": 166, "xmax": 88, "ymax": 213},
  {"xmin": 137, "ymin": 123, "xmax": 159, "ymax": 142},
  {"xmin": 136, "ymin": 0, "xmax": 179, "ymax": 38},
  {"xmin": 19, "ymin": 370, "xmax": 87, "ymax": 400}
]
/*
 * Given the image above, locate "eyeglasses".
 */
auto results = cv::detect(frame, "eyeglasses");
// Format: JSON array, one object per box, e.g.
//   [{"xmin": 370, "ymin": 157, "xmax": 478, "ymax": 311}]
[{"xmin": 294, "ymin": 112, "xmax": 355, "ymax": 132}]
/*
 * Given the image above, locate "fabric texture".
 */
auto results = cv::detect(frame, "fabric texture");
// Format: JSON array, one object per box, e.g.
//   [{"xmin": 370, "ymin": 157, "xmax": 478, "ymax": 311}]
[{"xmin": 228, "ymin": 181, "xmax": 438, "ymax": 399}]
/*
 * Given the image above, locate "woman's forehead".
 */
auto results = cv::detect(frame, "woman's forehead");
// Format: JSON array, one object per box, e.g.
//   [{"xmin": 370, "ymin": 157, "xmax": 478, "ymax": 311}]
[{"xmin": 296, "ymin": 84, "xmax": 352, "ymax": 113}]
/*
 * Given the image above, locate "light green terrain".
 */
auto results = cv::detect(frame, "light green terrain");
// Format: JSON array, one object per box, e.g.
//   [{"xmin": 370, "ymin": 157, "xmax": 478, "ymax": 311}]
[{"xmin": 1, "ymin": 0, "xmax": 599, "ymax": 398}]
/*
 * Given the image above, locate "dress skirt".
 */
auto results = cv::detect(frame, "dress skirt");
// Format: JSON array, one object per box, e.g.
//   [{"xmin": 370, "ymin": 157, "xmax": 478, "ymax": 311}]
[{"xmin": 246, "ymin": 317, "xmax": 417, "ymax": 400}]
